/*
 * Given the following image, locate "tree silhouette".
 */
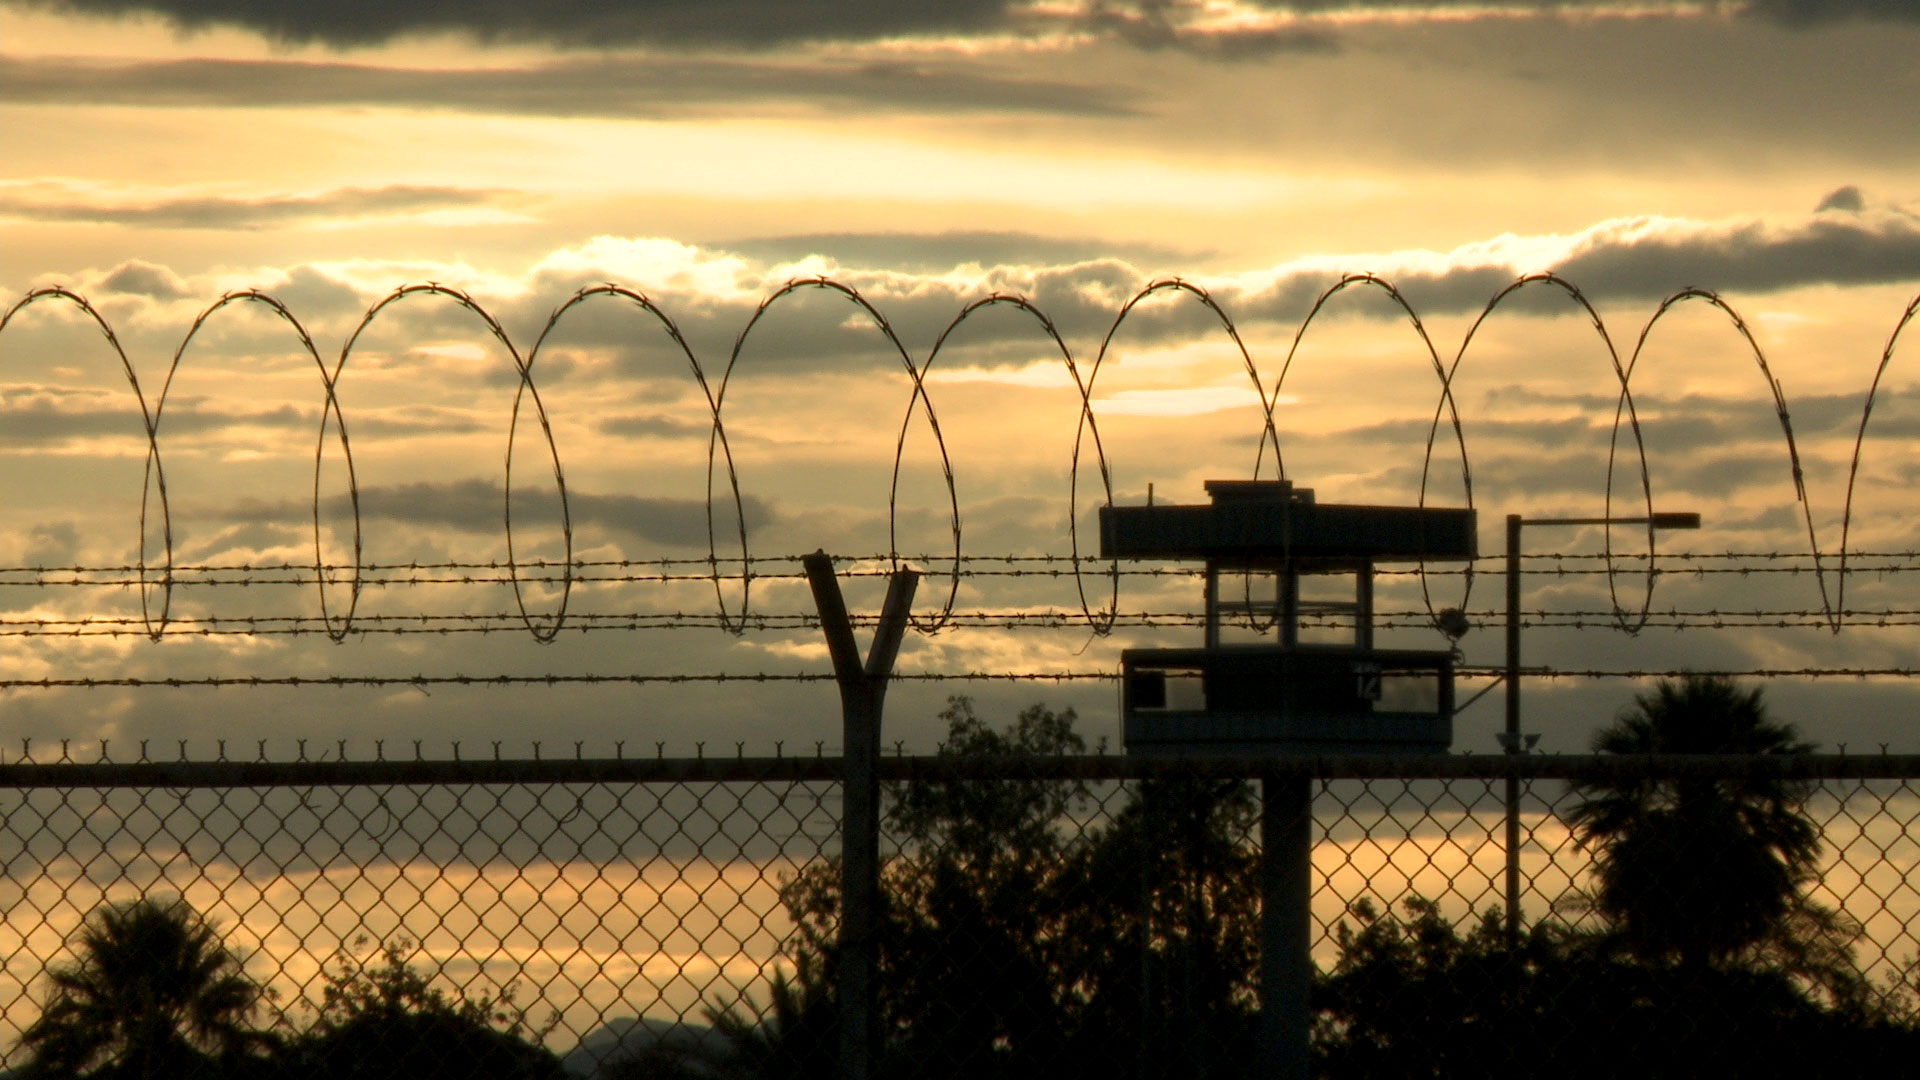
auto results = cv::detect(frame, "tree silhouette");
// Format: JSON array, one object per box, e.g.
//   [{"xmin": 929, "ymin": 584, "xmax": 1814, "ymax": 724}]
[
  {"xmin": 1567, "ymin": 674, "xmax": 1824, "ymax": 970},
  {"xmin": 1315, "ymin": 895, "xmax": 1918, "ymax": 1079},
  {"xmin": 750, "ymin": 697, "xmax": 1261, "ymax": 1079},
  {"xmin": 20, "ymin": 895, "xmax": 273, "ymax": 1079},
  {"xmin": 873, "ymin": 697, "xmax": 1089, "ymax": 1077},
  {"xmin": 1052, "ymin": 776, "xmax": 1261, "ymax": 1077},
  {"xmin": 696, "ymin": 691, "xmax": 1913, "ymax": 1076},
  {"xmin": 757, "ymin": 698, "xmax": 1094, "ymax": 1076}
]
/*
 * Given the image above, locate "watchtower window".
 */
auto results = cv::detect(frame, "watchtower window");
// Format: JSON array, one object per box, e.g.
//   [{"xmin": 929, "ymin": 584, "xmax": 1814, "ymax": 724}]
[
  {"xmin": 1211, "ymin": 568, "xmax": 1285, "ymax": 645},
  {"xmin": 1293, "ymin": 568, "xmax": 1369, "ymax": 648},
  {"xmin": 1204, "ymin": 564, "xmax": 1375, "ymax": 649}
]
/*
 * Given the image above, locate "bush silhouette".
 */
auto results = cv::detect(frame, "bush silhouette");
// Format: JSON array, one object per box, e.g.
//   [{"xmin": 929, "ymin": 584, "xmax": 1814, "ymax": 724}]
[{"xmin": 284, "ymin": 938, "xmax": 563, "ymax": 1080}]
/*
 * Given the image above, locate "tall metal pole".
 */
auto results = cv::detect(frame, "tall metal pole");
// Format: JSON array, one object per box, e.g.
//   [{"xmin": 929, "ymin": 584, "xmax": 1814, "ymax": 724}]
[
  {"xmin": 1502, "ymin": 511, "xmax": 1699, "ymax": 941},
  {"xmin": 1504, "ymin": 513, "xmax": 1523, "ymax": 941},
  {"xmin": 805, "ymin": 551, "xmax": 918, "ymax": 1080}
]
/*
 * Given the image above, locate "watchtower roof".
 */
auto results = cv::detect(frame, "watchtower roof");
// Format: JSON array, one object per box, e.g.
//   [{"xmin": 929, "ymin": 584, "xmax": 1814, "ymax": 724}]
[{"xmin": 1099, "ymin": 479, "xmax": 1476, "ymax": 564}]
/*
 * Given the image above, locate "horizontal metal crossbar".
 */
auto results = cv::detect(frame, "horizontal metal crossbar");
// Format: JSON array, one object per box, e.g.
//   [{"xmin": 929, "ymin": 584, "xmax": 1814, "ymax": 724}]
[{"xmin": 6, "ymin": 752, "xmax": 1919, "ymax": 789}]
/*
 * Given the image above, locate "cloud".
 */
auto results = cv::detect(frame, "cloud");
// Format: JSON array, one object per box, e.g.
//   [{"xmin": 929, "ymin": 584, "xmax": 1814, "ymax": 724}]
[
  {"xmin": 269, "ymin": 266, "xmax": 371, "ymax": 321},
  {"xmin": 245, "ymin": 478, "xmax": 776, "ymax": 549},
  {"xmin": 1743, "ymin": 0, "xmax": 1920, "ymax": 26},
  {"xmin": 15, "ymin": 0, "xmax": 1327, "ymax": 57},
  {"xmin": 597, "ymin": 413, "xmax": 714, "ymax": 440},
  {"xmin": 1547, "ymin": 211, "xmax": 1920, "ymax": 300},
  {"xmin": 97, "ymin": 260, "xmax": 191, "ymax": 299},
  {"xmin": 0, "ymin": 180, "xmax": 521, "ymax": 231},
  {"xmin": 712, "ymin": 231, "xmax": 1204, "ymax": 274},
  {"xmin": 17, "ymin": 0, "xmax": 1024, "ymax": 50},
  {"xmin": 1240, "ymin": 0, "xmax": 1919, "ymax": 24},
  {"xmin": 508, "ymin": 205, "xmax": 1920, "ymax": 366},
  {"xmin": 23, "ymin": 0, "xmax": 1914, "ymax": 58},
  {"xmin": 573, "ymin": 490, "xmax": 770, "ymax": 548},
  {"xmin": 0, "ymin": 52, "xmax": 1133, "ymax": 119},
  {"xmin": 21, "ymin": 521, "xmax": 81, "ymax": 566},
  {"xmin": 344, "ymin": 478, "xmax": 534, "ymax": 534},
  {"xmin": 1230, "ymin": 207, "xmax": 1920, "ymax": 324},
  {"xmin": 343, "ymin": 407, "xmax": 490, "ymax": 440},
  {"xmin": 0, "ymin": 397, "xmax": 310, "ymax": 446},
  {"xmin": 1090, "ymin": 1, "xmax": 1339, "ymax": 58},
  {"xmin": 9, "ymin": 205, "xmax": 1914, "ymax": 425},
  {"xmin": 1815, "ymin": 185, "xmax": 1866, "ymax": 213}
]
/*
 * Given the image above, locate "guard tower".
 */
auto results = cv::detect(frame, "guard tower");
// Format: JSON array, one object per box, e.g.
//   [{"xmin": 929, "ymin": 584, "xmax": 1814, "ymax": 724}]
[{"xmin": 1101, "ymin": 479, "xmax": 1476, "ymax": 755}]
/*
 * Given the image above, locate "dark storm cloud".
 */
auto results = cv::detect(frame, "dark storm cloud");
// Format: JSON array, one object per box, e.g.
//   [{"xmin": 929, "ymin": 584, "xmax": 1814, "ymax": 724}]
[
  {"xmin": 0, "ymin": 180, "xmax": 514, "ymax": 231},
  {"xmin": 16, "ymin": 0, "xmax": 1022, "ymax": 49},
  {"xmin": 0, "ymin": 53, "xmax": 1131, "ymax": 119}
]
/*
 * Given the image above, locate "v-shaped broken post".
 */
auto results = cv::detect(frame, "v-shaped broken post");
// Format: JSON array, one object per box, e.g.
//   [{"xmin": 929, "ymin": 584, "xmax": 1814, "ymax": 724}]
[
  {"xmin": 801, "ymin": 549, "xmax": 917, "ymax": 1080},
  {"xmin": 803, "ymin": 550, "xmax": 918, "ymax": 756}
]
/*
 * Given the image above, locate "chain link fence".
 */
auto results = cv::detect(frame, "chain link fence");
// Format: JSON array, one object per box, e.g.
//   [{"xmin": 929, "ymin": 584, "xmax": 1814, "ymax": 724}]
[{"xmin": 3, "ymin": 748, "xmax": 1917, "ymax": 1077}]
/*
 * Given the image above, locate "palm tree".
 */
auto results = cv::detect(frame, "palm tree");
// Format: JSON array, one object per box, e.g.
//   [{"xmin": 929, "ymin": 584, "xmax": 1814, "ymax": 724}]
[
  {"xmin": 21, "ymin": 895, "xmax": 271, "ymax": 1079},
  {"xmin": 1567, "ymin": 675, "xmax": 1821, "ymax": 970}
]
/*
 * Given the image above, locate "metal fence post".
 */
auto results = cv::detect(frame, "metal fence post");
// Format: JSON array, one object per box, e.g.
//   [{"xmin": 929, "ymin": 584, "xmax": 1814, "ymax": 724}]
[
  {"xmin": 1260, "ymin": 770, "xmax": 1313, "ymax": 1080},
  {"xmin": 804, "ymin": 551, "xmax": 917, "ymax": 1080},
  {"xmin": 1505, "ymin": 513, "xmax": 1524, "ymax": 941}
]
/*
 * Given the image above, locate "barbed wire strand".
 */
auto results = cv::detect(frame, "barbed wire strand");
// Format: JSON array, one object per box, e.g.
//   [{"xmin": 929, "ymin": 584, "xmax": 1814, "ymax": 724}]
[
  {"xmin": 8, "ymin": 666, "xmax": 1920, "ymax": 692},
  {"xmin": 5, "ymin": 279, "xmax": 1919, "ymax": 643}
]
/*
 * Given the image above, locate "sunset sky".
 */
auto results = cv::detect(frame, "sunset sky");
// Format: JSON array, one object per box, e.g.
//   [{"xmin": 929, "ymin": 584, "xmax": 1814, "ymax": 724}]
[{"xmin": 3, "ymin": 0, "xmax": 1919, "ymax": 756}]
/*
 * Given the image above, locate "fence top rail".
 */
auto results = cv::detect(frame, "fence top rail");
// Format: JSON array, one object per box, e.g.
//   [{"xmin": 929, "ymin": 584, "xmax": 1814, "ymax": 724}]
[{"xmin": 2, "ymin": 752, "xmax": 1917, "ymax": 789}]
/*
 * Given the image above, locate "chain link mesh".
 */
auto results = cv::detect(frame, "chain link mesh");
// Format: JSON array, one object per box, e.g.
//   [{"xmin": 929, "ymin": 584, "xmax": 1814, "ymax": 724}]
[{"xmin": 3, "ymin": 757, "xmax": 1916, "ymax": 1076}]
